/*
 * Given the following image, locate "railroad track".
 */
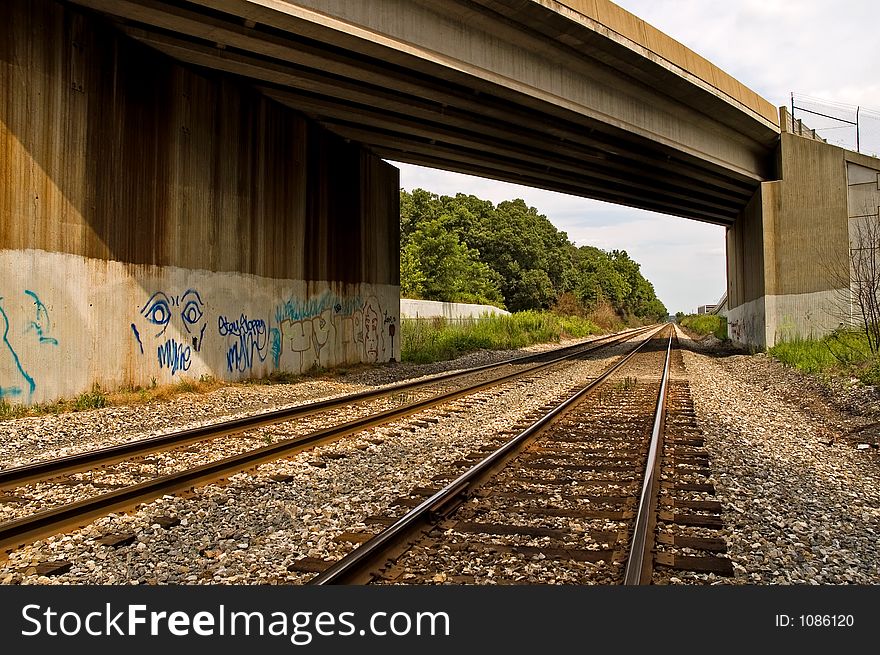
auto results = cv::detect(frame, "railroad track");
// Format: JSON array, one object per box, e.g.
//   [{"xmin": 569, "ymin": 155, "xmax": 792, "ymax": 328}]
[
  {"xmin": 306, "ymin": 326, "xmax": 732, "ymax": 585},
  {"xmin": 0, "ymin": 325, "xmax": 657, "ymax": 556}
]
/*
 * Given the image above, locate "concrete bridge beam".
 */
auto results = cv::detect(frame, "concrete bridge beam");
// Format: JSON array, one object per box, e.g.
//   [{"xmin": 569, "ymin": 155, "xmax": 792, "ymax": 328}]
[{"xmin": 65, "ymin": 0, "xmax": 779, "ymax": 225}]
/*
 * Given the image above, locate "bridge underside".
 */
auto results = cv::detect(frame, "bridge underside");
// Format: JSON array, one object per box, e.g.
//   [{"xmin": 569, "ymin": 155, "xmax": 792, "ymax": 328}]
[{"xmin": 66, "ymin": 0, "xmax": 779, "ymax": 226}]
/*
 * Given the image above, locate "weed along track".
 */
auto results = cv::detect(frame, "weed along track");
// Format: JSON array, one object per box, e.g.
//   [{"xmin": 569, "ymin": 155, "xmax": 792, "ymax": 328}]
[
  {"xmin": 306, "ymin": 327, "xmax": 733, "ymax": 585},
  {"xmin": 0, "ymin": 327, "xmax": 658, "ymax": 559}
]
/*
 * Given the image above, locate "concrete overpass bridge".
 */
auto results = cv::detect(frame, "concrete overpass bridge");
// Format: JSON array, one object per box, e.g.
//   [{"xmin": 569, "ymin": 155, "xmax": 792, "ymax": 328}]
[
  {"xmin": 63, "ymin": 0, "xmax": 780, "ymax": 225},
  {"xmin": 2, "ymin": 0, "xmax": 879, "ymax": 404}
]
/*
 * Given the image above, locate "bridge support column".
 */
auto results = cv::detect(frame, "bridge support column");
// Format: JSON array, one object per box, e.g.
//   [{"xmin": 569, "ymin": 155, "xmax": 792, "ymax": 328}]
[
  {"xmin": 1, "ymin": 0, "xmax": 400, "ymax": 405},
  {"xmin": 726, "ymin": 127, "xmax": 880, "ymax": 348}
]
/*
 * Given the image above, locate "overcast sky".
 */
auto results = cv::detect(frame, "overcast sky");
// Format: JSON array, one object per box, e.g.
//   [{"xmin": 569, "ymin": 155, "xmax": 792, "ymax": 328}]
[{"xmin": 393, "ymin": 0, "xmax": 880, "ymax": 314}]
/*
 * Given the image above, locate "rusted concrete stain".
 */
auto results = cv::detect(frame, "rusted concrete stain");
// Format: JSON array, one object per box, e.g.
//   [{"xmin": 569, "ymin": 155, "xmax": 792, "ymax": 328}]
[
  {"xmin": 1, "ymin": 0, "xmax": 399, "ymax": 284},
  {"xmin": 1, "ymin": 0, "xmax": 400, "ymax": 404}
]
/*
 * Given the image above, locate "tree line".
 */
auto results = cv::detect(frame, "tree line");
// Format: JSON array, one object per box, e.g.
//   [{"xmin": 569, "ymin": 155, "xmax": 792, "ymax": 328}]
[{"xmin": 400, "ymin": 189, "xmax": 668, "ymax": 322}]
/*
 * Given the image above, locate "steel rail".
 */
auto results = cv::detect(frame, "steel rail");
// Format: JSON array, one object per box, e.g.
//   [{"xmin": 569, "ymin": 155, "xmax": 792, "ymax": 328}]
[
  {"xmin": 0, "ymin": 326, "xmax": 655, "ymax": 491},
  {"xmin": 0, "ymin": 326, "xmax": 660, "ymax": 554},
  {"xmin": 309, "ymin": 324, "xmax": 669, "ymax": 585},
  {"xmin": 623, "ymin": 330, "xmax": 674, "ymax": 585}
]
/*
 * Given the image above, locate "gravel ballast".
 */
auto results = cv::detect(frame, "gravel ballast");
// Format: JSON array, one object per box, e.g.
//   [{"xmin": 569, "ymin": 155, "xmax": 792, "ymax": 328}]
[
  {"xmin": 675, "ymin": 326, "xmax": 880, "ymax": 584},
  {"xmin": 0, "ymin": 336, "xmax": 633, "ymax": 584}
]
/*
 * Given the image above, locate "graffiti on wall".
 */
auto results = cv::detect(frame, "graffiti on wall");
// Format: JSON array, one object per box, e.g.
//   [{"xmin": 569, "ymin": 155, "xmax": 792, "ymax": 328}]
[
  {"xmin": 728, "ymin": 313, "xmax": 759, "ymax": 345},
  {"xmin": 728, "ymin": 318, "xmax": 744, "ymax": 343},
  {"xmin": 274, "ymin": 292, "xmax": 360, "ymax": 325},
  {"xmin": 132, "ymin": 289, "xmax": 206, "ymax": 375},
  {"xmin": 219, "ymin": 313, "xmax": 269, "ymax": 373},
  {"xmin": 127, "ymin": 286, "xmax": 398, "ymax": 379},
  {"xmin": 279, "ymin": 307, "xmax": 336, "ymax": 371},
  {"xmin": 272, "ymin": 292, "xmax": 397, "ymax": 372},
  {"xmin": 276, "ymin": 291, "xmax": 350, "ymax": 372},
  {"xmin": 270, "ymin": 327, "xmax": 282, "ymax": 368},
  {"xmin": 0, "ymin": 290, "xmax": 59, "ymax": 399},
  {"xmin": 335, "ymin": 310, "xmax": 362, "ymax": 355},
  {"xmin": 362, "ymin": 297, "xmax": 383, "ymax": 362},
  {"xmin": 24, "ymin": 291, "xmax": 59, "ymax": 346}
]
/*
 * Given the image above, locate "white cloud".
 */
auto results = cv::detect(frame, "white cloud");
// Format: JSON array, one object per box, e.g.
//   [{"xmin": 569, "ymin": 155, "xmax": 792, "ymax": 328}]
[{"xmin": 615, "ymin": 0, "xmax": 880, "ymax": 111}]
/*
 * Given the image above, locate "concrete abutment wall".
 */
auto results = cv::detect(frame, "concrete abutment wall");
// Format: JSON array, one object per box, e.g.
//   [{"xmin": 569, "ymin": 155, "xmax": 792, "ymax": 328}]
[
  {"xmin": 0, "ymin": 0, "xmax": 400, "ymax": 405},
  {"xmin": 726, "ymin": 126, "xmax": 880, "ymax": 348}
]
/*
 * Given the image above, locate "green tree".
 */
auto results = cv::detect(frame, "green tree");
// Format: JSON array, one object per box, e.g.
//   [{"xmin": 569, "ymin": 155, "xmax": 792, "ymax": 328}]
[
  {"xmin": 465, "ymin": 199, "xmax": 572, "ymax": 311},
  {"xmin": 400, "ymin": 218, "xmax": 504, "ymax": 306},
  {"xmin": 400, "ymin": 188, "xmax": 440, "ymax": 247},
  {"xmin": 399, "ymin": 243, "xmax": 427, "ymax": 299},
  {"xmin": 609, "ymin": 249, "xmax": 667, "ymax": 320},
  {"xmin": 398, "ymin": 189, "xmax": 667, "ymax": 322},
  {"xmin": 572, "ymin": 246, "xmax": 629, "ymax": 308}
]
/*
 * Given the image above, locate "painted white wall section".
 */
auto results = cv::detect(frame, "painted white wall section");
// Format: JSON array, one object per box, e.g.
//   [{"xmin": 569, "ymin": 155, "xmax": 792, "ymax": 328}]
[
  {"xmin": 727, "ymin": 289, "xmax": 846, "ymax": 349},
  {"xmin": 725, "ymin": 296, "xmax": 766, "ymax": 347},
  {"xmin": 400, "ymin": 299, "xmax": 509, "ymax": 320},
  {"xmin": 765, "ymin": 290, "xmax": 847, "ymax": 344},
  {"xmin": 0, "ymin": 249, "xmax": 400, "ymax": 405}
]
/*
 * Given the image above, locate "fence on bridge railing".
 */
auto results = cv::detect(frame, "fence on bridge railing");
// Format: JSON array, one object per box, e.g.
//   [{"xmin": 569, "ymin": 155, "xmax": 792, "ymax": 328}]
[{"xmin": 790, "ymin": 93, "xmax": 880, "ymax": 156}]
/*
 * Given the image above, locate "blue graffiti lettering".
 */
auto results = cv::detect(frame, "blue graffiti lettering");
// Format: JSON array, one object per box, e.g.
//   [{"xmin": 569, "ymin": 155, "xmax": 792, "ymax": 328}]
[
  {"xmin": 218, "ymin": 313, "xmax": 266, "ymax": 339},
  {"xmin": 270, "ymin": 327, "xmax": 281, "ymax": 369},
  {"xmin": 219, "ymin": 313, "xmax": 269, "ymax": 373},
  {"xmin": 274, "ymin": 291, "xmax": 363, "ymax": 325},
  {"xmin": 157, "ymin": 338, "xmax": 191, "ymax": 375}
]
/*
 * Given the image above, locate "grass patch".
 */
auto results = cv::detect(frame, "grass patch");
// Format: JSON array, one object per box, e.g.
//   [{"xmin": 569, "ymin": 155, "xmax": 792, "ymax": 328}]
[
  {"xmin": 0, "ymin": 376, "xmax": 226, "ymax": 422},
  {"xmin": 680, "ymin": 314, "xmax": 728, "ymax": 340},
  {"xmin": 0, "ymin": 399, "xmax": 31, "ymax": 420},
  {"xmin": 769, "ymin": 338, "xmax": 839, "ymax": 374},
  {"xmin": 0, "ymin": 383, "xmax": 107, "ymax": 419},
  {"xmin": 768, "ymin": 329, "xmax": 880, "ymax": 385},
  {"xmin": 73, "ymin": 383, "xmax": 108, "ymax": 411},
  {"xmin": 401, "ymin": 311, "xmax": 601, "ymax": 364},
  {"xmin": 112, "ymin": 375, "xmax": 224, "ymax": 404}
]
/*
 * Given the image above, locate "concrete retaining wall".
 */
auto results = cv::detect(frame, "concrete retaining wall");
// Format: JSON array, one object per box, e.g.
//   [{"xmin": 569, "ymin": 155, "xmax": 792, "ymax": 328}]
[
  {"xmin": 400, "ymin": 299, "xmax": 509, "ymax": 320},
  {"xmin": 0, "ymin": 249, "xmax": 398, "ymax": 404}
]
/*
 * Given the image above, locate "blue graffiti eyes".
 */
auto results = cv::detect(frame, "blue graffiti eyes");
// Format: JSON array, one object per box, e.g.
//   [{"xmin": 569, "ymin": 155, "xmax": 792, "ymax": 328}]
[
  {"xmin": 142, "ymin": 297, "xmax": 172, "ymax": 333},
  {"xmin": 140, "ymin": 291, "xmax": 204, "ymax": 339},
  {"xmin": 146, "ymin": 301, "xmax": 170, "ymax": 326},
  {"xmin": 181, "ymin": 301, "xmax": 203, "ymax": 326}
]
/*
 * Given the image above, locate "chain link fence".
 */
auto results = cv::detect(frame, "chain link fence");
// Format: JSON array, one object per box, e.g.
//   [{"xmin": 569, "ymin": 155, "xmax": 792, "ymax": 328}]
[{"xmin": 791, "ymin": 93, "xmax": 880, "ymax": 157}]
